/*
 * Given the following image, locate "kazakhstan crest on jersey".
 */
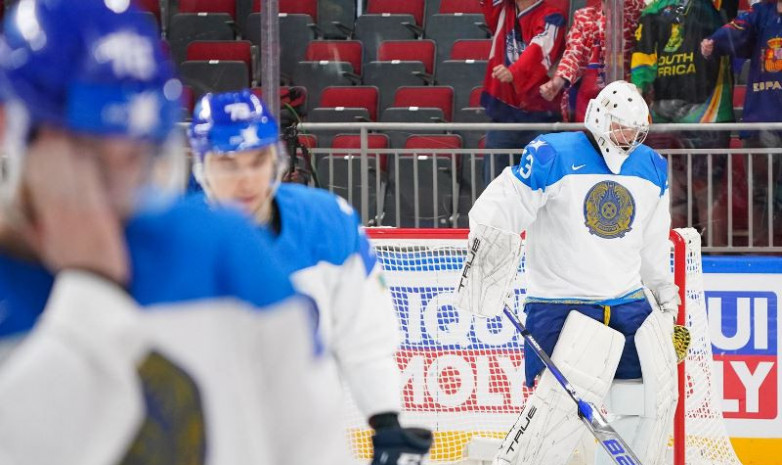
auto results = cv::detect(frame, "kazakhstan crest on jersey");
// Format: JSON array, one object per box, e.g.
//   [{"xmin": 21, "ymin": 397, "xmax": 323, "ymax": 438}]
[{"xmin": 583, "ymin": 181, "xmax": 636, "ymax": 239}]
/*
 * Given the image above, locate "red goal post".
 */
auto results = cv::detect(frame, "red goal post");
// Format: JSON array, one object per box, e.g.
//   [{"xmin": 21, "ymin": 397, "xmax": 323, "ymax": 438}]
[{"xmin": 349, "ymin": 227, "xmax": 741, "ymax": 465}]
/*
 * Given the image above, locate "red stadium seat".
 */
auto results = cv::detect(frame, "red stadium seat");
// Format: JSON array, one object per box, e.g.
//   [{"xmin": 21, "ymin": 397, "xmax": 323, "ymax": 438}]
[
  {"xmin": 135, "ymin": 0, "xmax": 162, "ymax": 23},
  {"xmin": 468, "ymin": 86, "xmax": 483, "ymax": 107},
  {"xmin": 392, "ymin": 86, "xmax": 454, "ymax": 121},
  {"xmin": 186, "ymin": 41, "xmax": 254, "ymax": 83},
  {"xmin": 367, "ymin": 0, "xmax": 425, "ymax": 27},
  {"xmin": 179, "ymin": 0, "xmax": 237, "ymax": 19},
  {"xmin": 254, "ymin": 0, "xmax": 318, "ymax": 21},
  {"xmin": 439, "ymin": 0, "xmax": 482, "ymax": 14},
  {"xmin": 298, "ymin": 134, "xmax": 318, "ymax": 149},
  {"xmin": 320, "ymin": 86, "xmax": 380, "ymax": 121},
  {"xmin": 331, "ymin": 134, "xmax": 390, "ymax": 170},
  {"xmin": 306, "ymin": 41, "xmax": 364, "ymax": 75},
  {"xmin": 451, "ymin": 39, "xmax": 491, "ymax": 60},
  {"xmin": 377, "ymin": 39, "xmax": 436, "ymax": 75}
]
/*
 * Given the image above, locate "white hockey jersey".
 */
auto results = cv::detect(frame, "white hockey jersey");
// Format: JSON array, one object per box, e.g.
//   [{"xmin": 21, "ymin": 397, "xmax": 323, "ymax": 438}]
[
  {"xmin": 470, "ymin": 131, "xmax": 673, "ymax": 303},
  {"xmin": 0, "ymin": 197, "xmax": 339, "ymax": 465},
  {"xmin": 270, "ymin": 183, "xmax": 401, "ymax": 420}
]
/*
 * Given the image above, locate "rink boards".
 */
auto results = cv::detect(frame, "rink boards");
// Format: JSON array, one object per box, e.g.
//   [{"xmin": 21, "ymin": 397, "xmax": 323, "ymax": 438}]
[{"xmin": 376, "ymin": 255, "xmax": 782, "ymax": 465}]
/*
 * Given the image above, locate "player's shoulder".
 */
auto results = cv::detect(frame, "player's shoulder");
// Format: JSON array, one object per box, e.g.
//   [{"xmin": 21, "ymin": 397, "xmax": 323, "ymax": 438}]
[
  {"xmin": 276, "ymin": 184, "xmax": 373, "ymax": 270},
  {"xmin": 620, "ymin": 144, "xmax": 668, "ymax": 195},
  {"xmin": 276, "ymin": 183, "xmax": 360, "ymax": 236},
  {"xmin": 512, "ymin": 132, "xmax": 599, "ymax": 189}
]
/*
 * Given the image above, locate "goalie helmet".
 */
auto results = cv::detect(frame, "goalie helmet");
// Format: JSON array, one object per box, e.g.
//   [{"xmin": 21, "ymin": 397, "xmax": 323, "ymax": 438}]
[{"xmin": 584, "ymin": 80, "xmax": 650, "ymax": 174}]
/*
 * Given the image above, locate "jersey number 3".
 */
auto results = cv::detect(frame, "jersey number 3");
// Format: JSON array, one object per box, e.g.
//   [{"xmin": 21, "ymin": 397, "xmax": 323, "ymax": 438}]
[{"xmin": 518, "ymin": 152, "xmax": 534, "ymax": 179}]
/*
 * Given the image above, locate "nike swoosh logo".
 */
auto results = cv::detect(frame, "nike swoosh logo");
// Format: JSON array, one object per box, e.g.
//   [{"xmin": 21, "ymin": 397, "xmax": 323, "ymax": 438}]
[{"xmin": 572, "ymin": 164, "xmax": 586, "ymax": 171}]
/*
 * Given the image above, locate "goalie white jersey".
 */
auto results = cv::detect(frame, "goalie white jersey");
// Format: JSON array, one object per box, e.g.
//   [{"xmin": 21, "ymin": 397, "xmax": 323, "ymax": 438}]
[
  {"xmin": 269, "ymin": 183, "xmax": 401, "ymax": 419},
  {"xmin": 470, "ymin": 131, "xmax": 672, "ymax": 303}
]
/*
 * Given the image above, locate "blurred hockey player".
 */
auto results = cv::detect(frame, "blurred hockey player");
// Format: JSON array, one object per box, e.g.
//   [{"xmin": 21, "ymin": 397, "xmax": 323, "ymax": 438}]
[
  {"xmin": 188, "ymin": 90, "xmax": 433, "ymax": 465},
  {"xmin": 0, "ymin": 1, "xmax": 336, "ymax": 464},
  {"xmin": 456, "ymin": 80, "xmax": 679, "ymax": 465}
]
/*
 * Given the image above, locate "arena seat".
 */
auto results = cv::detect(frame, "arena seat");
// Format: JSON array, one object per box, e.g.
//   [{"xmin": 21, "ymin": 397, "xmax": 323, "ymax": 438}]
[
  {"xmin": 425, "ymin": 14, "xmax": 489, "ymax": 65},
  {"xmin": 186, "ymin": 40, "xmax": 255, "ymax": 84},
  {"xmin": 246, "ymin": 13, "xmax": 316, "ymax": 81},
  {"xmin": 363, "ymin": 61, "xmax": 428, "ymax": 113},
  {"xmin": 306, "ymin": 40, "xmax": 364, "ymax": 75},
  {"xmin": 367, "ymin": 0, "xmax": 425, "ymax": 27},
  {"xmin": 436, "ymin": 60, "xmax": 488, "ymax": 111},
  {"xmin": 179, "ymin": 60, "xmax": 250, "ymax": 99},
  {"xmin": 168, "ymin": 13, "xmax": 235, "ymax": 64},
  {"xmin": 293, "ymin": 61, "xmax": 358, "ymax": 113},
  {"xmin": 439, "ymin": 0, "xmax": 482, "ymax": 14},
  {"xmin": 354, "ymin": 14, "xmax": 420, "ymax": 64},
  {"xmin": 380, "ymin": 107, "xmax": 446, "ymax": 148},
  {"xmin": 320, "ymin": 86, "xmax": 380, "ymax": 121},
  {"xmin": 179, "ymin": 0, "xmax": 238, "ymax": 20},
  {"xmin": 468, "ymin": 86, "xmax": 483, "ymax": 107},
  {"xmin": 451, "ymin": 39, "xmax": 491, "ymax": 60},
  {"xmin": 392, "ymin": 86, "xmax": 454, "ymax": 121},
  {"xmin": 377, "ymin": 39, "xmax": 436, "ymax": 76}
]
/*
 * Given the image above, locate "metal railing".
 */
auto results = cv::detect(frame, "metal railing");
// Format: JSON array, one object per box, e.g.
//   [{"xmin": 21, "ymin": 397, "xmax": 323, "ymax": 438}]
[{"xmin": 296, "ymin": 122, "xmax": 782, "ymax": 253}]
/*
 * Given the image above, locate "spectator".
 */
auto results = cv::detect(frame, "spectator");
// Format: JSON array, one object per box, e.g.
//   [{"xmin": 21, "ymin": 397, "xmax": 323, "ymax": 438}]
[
  {"xmin": 701, "ymin": 0, "xmax": 782, "ymax": 245},
  {"xmin": 480, "ymin": 0, "xmax": 566, "ymax": 185},
  {"xmin": 540, "ymin": 0, "xmax": 645, "ymax": 122},
  {"xmin": 632, "ymin": 0, "xmax": 734, "ymax": 245}
]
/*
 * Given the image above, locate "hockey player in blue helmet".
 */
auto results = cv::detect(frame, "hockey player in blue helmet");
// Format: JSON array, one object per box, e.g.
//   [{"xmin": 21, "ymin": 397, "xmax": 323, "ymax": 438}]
[
  {"xmin": 0, "ymin": 1, "xmax": 336, "ymax": 464},
  {"xmin": 189, "ymin": 90, "xmax": 434, "ymax": 465}
]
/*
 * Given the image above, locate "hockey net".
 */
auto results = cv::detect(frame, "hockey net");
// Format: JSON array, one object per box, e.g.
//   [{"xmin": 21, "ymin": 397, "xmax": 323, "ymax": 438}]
[{"xmin": 343, "ymin": 227, "xmax": 742, "ymax": 465}]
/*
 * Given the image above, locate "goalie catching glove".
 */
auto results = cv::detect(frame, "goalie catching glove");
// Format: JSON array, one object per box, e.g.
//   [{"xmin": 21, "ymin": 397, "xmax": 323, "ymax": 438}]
[{"xmin": 455, "ymin": 223, "xmax": 523, "ymax": 318}]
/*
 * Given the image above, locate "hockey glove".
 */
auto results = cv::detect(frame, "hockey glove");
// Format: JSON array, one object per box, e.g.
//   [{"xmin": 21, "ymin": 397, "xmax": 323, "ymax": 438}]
[{"xmin": 371, "ymin": 427, "xmax": 433, "ymax": 465}]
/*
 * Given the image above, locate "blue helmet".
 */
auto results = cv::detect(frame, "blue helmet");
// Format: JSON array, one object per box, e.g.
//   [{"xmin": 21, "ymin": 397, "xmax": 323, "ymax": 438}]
[
  {"xmin": 188, "ymin": 90, "xmax": 280, "ymax": 160},
  {"xmin": 0, "ymin": 0, "xmax": 181, "ymax": 143}
]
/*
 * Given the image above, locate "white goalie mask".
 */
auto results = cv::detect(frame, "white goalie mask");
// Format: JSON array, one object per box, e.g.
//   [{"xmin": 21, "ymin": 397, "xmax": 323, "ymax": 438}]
[{"xmin": 584, "ymin": 80, "xmax": 651, "ymax": 174}]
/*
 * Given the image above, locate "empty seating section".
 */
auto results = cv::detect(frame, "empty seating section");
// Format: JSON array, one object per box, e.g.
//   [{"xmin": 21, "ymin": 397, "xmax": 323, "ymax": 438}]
[
  {"xmin": 367, "ymin": 0, "xmax": 425, "ymax": 27},
  {"xmin": 436, "ymin": 60, "xmax": 487, "ymax": 111},
  {"xmin": 320, "ymin": 86, "xmax": 379, "ymax": 121},
  {"xmin": 377, "ymin": 40, "xmax": 436, "ymax": 76},
  {"xmin": 145, "ymin": 0, "xmax": 512, "ymax": 226},
  {"xmin": 385, "ymin": 135, "xmax": 462, "ymax": 227},
  {"xmin": 180, "ymin": 61, "xmax": 249, "ymax": 99},
  {"xmin": 354, "ymin": 14, "xmax": 419, "ymax": 64},
  {"xmin": 293, "ymin": 61, "xmax": 357, "ymax": 113},
  {"xmin": 306, "ymin": 41, "xmax": 363, "ymax": 75},
  {"xmin": 450, "ymin": 39, "xmax": 491, "ymax": 60},
  {"xmin": 363, "ymin": 61, "xmax": 427, "ymax": 113},
  {"xmin": 392, "ymin": 86, "xmax": 453, "ymax": 121},
  {"xmin": 168, "ymin": 14, "xmax": 235, "ymax": 64},
  {"xmin": 318, "ymin": 134, "xmax": 391, "ymax": 224},
  {"xmin": 186, "ymin": 40, "xmax": 255, "ymax": 83},
  {"xmin": 425, "ymin": 14, "xmax": 488, "ymax": 65}
]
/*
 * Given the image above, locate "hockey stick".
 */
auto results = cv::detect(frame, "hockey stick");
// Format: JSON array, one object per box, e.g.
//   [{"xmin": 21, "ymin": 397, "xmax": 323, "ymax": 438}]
[{"xmin": 502, "ymin": 306, "xmax": 645, "ymax": 465}]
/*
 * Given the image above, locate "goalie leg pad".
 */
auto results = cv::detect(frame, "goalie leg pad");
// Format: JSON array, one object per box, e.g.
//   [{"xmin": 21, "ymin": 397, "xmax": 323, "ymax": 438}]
[
  {"xmin": 595, "ymin": 311, "xmax": 678, "ymax": 465},
  {"xmin": 493, "ymin": 311, "xmax": 626, "ymax": 465},
  {"xmin": 455, "ymin": 223, "xmax": 522, "ymax": 318}
]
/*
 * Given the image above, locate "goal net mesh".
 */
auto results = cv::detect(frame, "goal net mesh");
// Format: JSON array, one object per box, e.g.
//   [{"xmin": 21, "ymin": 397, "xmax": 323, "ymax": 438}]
[{"xmin": 342, "ymin": 227, "xmax": 741, "ymax": 465}]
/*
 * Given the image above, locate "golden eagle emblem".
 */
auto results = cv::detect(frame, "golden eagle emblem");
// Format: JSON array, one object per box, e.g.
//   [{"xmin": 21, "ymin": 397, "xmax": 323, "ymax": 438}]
[{"xmin": 583, "ymin": 181, "xmax": 636, "ymax": 239}]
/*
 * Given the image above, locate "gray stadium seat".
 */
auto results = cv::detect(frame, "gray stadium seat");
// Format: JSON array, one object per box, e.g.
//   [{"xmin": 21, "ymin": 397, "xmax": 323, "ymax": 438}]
[
  {"xmin": 380, "ymin": 107, "xmax": 445, "ymax": 148},
  {"xmin": 292, "ymin": 61, "xmax": 358, "ymax": 114},
  {"xmin": 307, "ymin": 107, "xmax": 372, "ymax": 147},
  {"xmin": 319, "ymin": 0, "xmax": 357, "ymax": 38},
  {"xmin": 436, "ymin": 60, "xmax": 488, "ymax": 111},
  {"xmin": 363, "ymin": 61, "xmax": 428, "ymax": 113},
  {"xmin": 354, "ymin": 14, "xmax": 419, "ymax": 65},
  {"xmin": 179, "ymin": 60, "xmax": 250, "ymax": 99},
  {"xmin": 425, "ymin": 14, "xmax": 488, "ymax": 66},
  {"xmin": 384, "ymin": 134, "xmax": 462, "ymax": 227},
  {"xmin": 168, "ymin": 13, "xmax": 235, "ymax": 64},
  {"xmin": 246, "ymin": 13, "xmax": 316, "ymax": 82},
  {"xmin": 454, "ymin": 106, "xmax": 490, "ymax": 149}
]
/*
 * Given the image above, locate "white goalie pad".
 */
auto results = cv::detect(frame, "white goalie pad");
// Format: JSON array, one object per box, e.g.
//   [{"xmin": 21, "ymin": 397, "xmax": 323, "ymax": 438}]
[
  {"xmin": 455, "ymin": 223, "xmax": 522, "ymax": 318},
  {"xmin": 494, "ymin": 311, "xmax": 625, "ymax": 465},
  {"xmin": 605, "ymin": 310, "xmax": 678, "ymax": 465}
]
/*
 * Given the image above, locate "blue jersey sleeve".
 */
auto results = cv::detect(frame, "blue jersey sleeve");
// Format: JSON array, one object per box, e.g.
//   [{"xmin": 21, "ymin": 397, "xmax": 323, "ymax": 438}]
[{"xmin": 511, "ymin": 137, "xmax": 559, "ymax": 191}]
